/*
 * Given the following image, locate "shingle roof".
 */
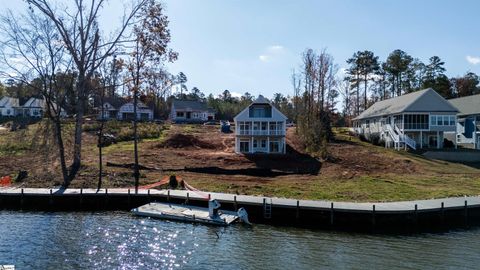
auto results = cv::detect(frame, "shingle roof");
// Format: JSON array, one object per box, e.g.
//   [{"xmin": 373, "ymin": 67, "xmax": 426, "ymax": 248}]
[
  {"xmin": 172, "ymin": 100, "xmax": 212, "ymax": 112},
  {"xmin": 353, "ymin": 88, "xmax": 458, "ymax": 120},
  {"xmin": 0, "ymin": 97, "xmax": 18, "ymax": 107},
  {"xmin": 448, "ymin": 94, "xmax": 480, "ymax": 116}
]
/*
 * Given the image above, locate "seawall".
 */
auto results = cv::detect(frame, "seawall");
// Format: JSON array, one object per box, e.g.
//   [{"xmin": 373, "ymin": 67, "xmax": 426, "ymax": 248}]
[{"xmin": 1, "ymin": 188, "xmax": 480, "ymax": 233}]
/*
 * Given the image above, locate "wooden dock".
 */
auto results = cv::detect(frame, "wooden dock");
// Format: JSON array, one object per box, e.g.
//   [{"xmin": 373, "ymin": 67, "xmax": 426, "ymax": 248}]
[{"xmin": 1, "ymin": 187, "xmax": 480, "ymax": 232}]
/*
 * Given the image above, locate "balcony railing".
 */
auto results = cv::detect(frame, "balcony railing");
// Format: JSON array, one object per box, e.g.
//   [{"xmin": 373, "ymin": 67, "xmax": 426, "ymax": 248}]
[{"xmin": 237, "ymin": 130, "xmax": 285, "ymax": 136}]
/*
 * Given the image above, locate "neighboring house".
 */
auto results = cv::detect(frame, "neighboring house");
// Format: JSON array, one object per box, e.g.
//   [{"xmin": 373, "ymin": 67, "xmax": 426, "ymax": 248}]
[
  {"xmin": 96, "ymin": 97, "xmax": 126, "ymax": 120},
  {"xmin": 118, "ymin": 101, "xmax": 153, "ymax": 121},
  {"xmin": 16, "ymin": 97, "xmax": 45, "ymax": 118},
  {"xmin": 448, "ymin": 94, "xmax": 480, "ymax": 150},
  {"xmin": 233, "ymin": 95, "xmax": 287, "ymax": 154},
  {"xmin": 170, "ymin": 100, "xmax": 215, "ymax": 123},
  {"xmin": 0, "ymin": 97, "xmax": 19, "ymax": 117},
  {"xmin": 352, "ymin": 88, "xmax": 458, "ymax": 150}
]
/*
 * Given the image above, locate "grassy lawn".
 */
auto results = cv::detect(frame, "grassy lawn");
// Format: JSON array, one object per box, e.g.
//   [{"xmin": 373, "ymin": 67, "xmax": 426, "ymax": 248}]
[{"xmin": 2, "ymin": 122, "xmax": 480, "ymax": 202}]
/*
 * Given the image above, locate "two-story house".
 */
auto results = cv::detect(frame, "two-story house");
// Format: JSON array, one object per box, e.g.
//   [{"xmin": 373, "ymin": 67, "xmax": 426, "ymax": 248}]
[
  {"xmin": 233, "ymin": 95, "xmax": 287, "ymax": 154},
  {"xmin": 353, "ymin": 88, "xmax": 459, "ymax": 150},
  {"xmin": 0, "ymin": 97, "xmax": 19, "ymax": 117},
  {"xmin": 448, "ymin": 94, "xmax": 480, "ymax": 150}
]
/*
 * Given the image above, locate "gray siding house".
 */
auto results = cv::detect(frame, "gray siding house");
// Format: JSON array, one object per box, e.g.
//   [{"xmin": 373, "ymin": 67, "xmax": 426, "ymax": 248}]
[
  {"xmin": 449, "ymin": 94, "xmax": 480, "ymax": 149},
  {"xmin": 170, "ymin": 100, "xmax": 215, "ymax": 123},
  {"xmin": 353, "ymin": 88, "xmax": 458, "ymax": 150}
]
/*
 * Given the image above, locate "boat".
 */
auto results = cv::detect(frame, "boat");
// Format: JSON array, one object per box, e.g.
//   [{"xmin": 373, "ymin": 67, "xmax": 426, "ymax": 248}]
[{"xmin": 131, "ymin": 199, "xmax": 250, "ymax": 226}]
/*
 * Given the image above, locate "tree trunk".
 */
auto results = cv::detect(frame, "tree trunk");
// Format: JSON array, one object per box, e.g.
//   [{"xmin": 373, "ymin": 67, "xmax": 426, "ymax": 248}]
[
  {"xmin": 133, "ymin": 88, "xmax": 140, "ymax": 193},
  {"xmin": 356, "ymin": 73, "xmax": 360, "ymax": 115},
  {"xmin": 364, "ymin": 74, "xmax": 368, "ymax": 110},
  {"xmin": 53, "ymin": 119, "xmax": 69, "ymax": 185},
  {"xmin": 67, "ymin": 78, "xmax": 86, "ymax": 184}
]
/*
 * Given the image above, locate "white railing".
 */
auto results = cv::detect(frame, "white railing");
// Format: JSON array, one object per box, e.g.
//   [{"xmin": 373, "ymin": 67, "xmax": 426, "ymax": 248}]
[
  {"xmin": 237, "ymin": 130, "xmax": 285, "ymax": 136},
  {"xmin": 384, "ymin": 124, "xmax": 399, "ymax": 143},
  {"xmin": 385, "ymin": 124, "xmax": 416, "ymax": 150},
  {"xmin": 403, "ymin": 134, "xmax": 417, "ymax": 150}
]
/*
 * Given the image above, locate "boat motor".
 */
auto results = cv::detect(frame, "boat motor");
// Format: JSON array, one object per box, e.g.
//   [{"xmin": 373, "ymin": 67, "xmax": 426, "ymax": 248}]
[
  {"xmin": 237, "ymin": 208, "xmax": 251, "ymax": 225},
  {"xmin": 208, "ymin": 199, "xmax": 221, "ymax": 218}
]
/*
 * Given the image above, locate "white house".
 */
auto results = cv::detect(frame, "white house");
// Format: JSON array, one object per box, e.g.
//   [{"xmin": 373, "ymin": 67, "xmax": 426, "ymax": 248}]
[
  {"xmin": 233, "ymin": 95, "xmax": 287, "ymax": 154},
  {"xmin": 16, "ymin": 97, "xmax": 45, "ymax": 118},
  {"xmin": 353, "ymin": 88, "xmax": 459, "ymax": 150},
  {"xmin": 170, "ymin": 100, "xmax": 215, "ymax": 123},
  {"xmin": 117, "ymin": 101, "xmax": 153, "ymax": 121},
  {"xmin": 0, "ymin": 97, "xmax": 19, "ymax": 117},
  {"xmin": 448, "ymin": 94, "xmax": 480, "ymax": 150}
]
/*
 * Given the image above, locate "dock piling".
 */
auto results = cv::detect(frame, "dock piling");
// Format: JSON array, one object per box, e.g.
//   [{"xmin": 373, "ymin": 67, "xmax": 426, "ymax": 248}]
[
  {"xmin": 372, "ymin": 204, "xmax": 376, "ymax": 228},
  {"xmin": 20, "ymin": 188, "xmax": 24, "ymax": 208},
  {"xmin": 167, "ymin": 190, "xmax": 170, "ymax": 202},
  {"xmin": 234, "ymin": 196, "xmax": 237, "ymax": 211},
  {"xmin": 465, "ymin": 200, "xmax": 468, "ymax": 226},
  {"xmin": 330, "ymin": 202, "xmax": 334, "ymax": 226},
  {"xmin": 186, "ymin": 192, "xmax": 189, "ymax": 204},
  {"xmin": 296, "ymin": 200, "xmax": 300, "ymax": 220}
]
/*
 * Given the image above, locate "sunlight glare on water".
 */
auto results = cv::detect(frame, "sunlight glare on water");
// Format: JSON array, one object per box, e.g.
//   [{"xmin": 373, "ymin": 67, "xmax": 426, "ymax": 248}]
[{"xmin": 1, "ymin": 211, "xmax": 480, "ymax": 269}]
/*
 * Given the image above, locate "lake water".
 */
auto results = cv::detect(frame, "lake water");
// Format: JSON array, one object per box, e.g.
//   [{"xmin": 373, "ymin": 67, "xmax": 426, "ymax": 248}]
[{"xmin": 0, "ymin": 211, "xmax": 479, "ymax": 269}]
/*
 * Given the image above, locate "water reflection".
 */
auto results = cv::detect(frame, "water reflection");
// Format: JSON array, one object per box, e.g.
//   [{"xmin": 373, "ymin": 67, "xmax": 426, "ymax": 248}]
[{"xmin": 0, "ymin": 211, "xmax": 479, "ymax": 269}]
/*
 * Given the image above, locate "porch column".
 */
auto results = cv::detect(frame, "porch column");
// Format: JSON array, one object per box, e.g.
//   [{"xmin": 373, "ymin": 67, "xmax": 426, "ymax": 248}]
[
  {"xmin": 250, "ymin": 137, "xmax": 253, "ymax": 153},
  {"xmin": 267, "ymin": 137, "xmax": 270, "ymax": 153},
  {"xmin": 420, "ymin": 131, "xmax": 423, "ymax": 149},
  {"xmin": 437, "ymin": 131, "xmax": 440, "ymax": 149},
  {"xmin": 267, "ymin": 121, "xmax": 270, "ymax": 135}
]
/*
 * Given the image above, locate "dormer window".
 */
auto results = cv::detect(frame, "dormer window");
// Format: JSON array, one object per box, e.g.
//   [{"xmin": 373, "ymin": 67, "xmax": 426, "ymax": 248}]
[{"xmin": 249, "ymin": 105, "xmax": 272, "ymax": 118}]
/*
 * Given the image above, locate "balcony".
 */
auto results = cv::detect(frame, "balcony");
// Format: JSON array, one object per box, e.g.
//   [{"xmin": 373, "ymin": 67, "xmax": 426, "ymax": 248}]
[{"xmin": 237, "ymin": 130, "xmax": 284, "ymax": 136}]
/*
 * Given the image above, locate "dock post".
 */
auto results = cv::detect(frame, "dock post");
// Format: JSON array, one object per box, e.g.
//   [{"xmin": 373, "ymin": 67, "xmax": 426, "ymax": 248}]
[
  {"xmin": 186, "ymin": 192, "xmax": 189, "ymax": 204},
  {"xmin": 372, "ymin": 204, "xmax": 376, "ymax": 228},
  {"xmin": 128, "ymin": 189, "xmax": 131, "ymax": 208},
  {"xmin": 20, "ymin": 188, "xmax": 24, "ymax": 208},
  {"xmin": 105, "ymin": 188, "xmax": 108, "ymax": 208},
  {"xmin": 49, "ymin": 189, "xmax": 53, "ymax": 206},
  {"xmin": 234, "ymin": 196, "xmax": 238, "ymax": 211},
  {"xmin": 167, "ymin": 190, "xmax": 170, "ymax": 203},
  {"xmin": 414, "ymin": 204, "xmax": 418, "ymax": 228},
  {"xmin": 330, "ymin": 202, "xmax": 334, "ymax": 226},
  {"xmin": 208, "ymin": 194, "xmax": 211, "ymax": 200},
  {"xmin": 80, "ymin": 188, "xmax": 83, "ymax": 208},
  {"xmin": 296, "ymin": 200, "xmax": 300, "ymax": 220},
  {"xmin": 465, "ymin": 200, "xmax": 468, "ymax": 227},
  {"xmin": 441, "ymin": 202, "xmax": 444, "ymax": 224},
  {"xmin": 148, "ymin": 189, "xmax": 151, "ymax": 202}
]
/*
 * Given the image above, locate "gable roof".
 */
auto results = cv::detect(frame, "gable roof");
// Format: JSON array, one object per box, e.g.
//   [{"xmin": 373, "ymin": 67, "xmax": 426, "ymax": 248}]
[
  {"xmin": 0, "ymin": 96, "xmax": 19, "ymax": 107},
  {"xmin": 353, "ymin": 88, "xmax": 458, "ymax": 120},
  {"xmin": 22, "ymin": 97, "xmax": 45, "ymax": 108},
  {"xmin": 233, "ymin": 95, "xmax": 287, "ymax": 121},
  {"xmin": 172, "ymin": 100, "xmax": 213, "ymax": 112},
  {"xmin": 448, "ymin": 94, "xmax": 480, "ymax": 116}
]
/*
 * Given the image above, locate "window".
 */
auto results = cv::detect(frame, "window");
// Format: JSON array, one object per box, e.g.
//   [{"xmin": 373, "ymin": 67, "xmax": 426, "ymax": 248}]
[
  {"xmin": 437, "ymin": 116, "xmax": 442, "ymax": 126},
  {"xmin": 239, "ymin": 141, "xmax": 249, "ymax": 153},
  {"xmin": 269, "ymin": 139, "xmax": 280, "ymax": 153},
  {"xmin": 176, "ymin": 112, "xmax": 184, "ymax": 117},
  {"xmin": 430, "ymin": 115, "xmax": 436, "ymax": 126},
  {"xmin": 443, "ymin": 116, "xmax": 449, "ymax": 126},
  {"xmin": 6, "ymin": 109, "xmax": 10, "ymax": 115},
  {"xmin": 253, "ymin": 139, "xmax": 258, "ymax": 148},
  {"xmin": 450, "ymin": 116, "xmax": 456, "ymax": 126},
  {"xmin": 261, "ymin": 140, "xmax": 266, "ymax": 148}
]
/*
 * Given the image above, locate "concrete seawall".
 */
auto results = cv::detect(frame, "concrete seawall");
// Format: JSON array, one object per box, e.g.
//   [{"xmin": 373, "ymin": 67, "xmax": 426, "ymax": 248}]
[{"xmin": 1, "ymin": 188, "xmax": 480, "ymax": 233}]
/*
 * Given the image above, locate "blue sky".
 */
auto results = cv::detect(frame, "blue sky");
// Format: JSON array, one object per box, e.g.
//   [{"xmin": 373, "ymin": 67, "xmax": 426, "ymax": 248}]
[{"xmin": 4, "ymin": 0, "xmax": 480, "ymax": 98}]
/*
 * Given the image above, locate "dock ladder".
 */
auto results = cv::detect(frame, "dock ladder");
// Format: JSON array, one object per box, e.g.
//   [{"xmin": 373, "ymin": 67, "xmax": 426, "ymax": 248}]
[{"xmin": 263, "ymin": 198, "xmax": 272, "ymax": 219}]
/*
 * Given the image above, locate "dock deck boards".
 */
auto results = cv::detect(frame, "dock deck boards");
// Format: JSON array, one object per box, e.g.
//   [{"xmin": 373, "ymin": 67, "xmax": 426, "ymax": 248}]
[{"xmin": 0, "ymin": 187, "xmax": 479, "ymax": 213}]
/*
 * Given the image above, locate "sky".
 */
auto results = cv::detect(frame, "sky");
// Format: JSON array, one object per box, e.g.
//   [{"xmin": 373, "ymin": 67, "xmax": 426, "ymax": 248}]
[{"xmin": 3, "ymin": 0, "xmax": 480, "ymax": 99}]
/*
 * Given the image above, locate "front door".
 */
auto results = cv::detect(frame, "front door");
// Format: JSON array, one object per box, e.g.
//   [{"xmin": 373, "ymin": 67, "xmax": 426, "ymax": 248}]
[
  {"xmin": 429, "ymin": 135, "xmax": 438, "ymax": 148},
  {"xmin": 186, "ymin": 112, "xmax": 191, "ymax": 119}
]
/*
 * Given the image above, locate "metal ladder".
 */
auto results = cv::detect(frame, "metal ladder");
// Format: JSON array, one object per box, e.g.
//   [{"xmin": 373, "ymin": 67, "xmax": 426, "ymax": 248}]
[{"xmin": 263, "ymin": 199, "xmax": 272, "ymax": 219}]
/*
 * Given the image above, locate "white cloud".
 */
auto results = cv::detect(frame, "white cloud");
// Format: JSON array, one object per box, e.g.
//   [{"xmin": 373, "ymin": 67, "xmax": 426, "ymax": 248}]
[
  {"xmin": 466, "ymin": 55, "xmax": 480, "ymax": 65},
  {"xmin": 230, "ymin": 91, "xmax": 242, "ymax": 98},
  {"xmin": 259, "ymin": 45, "xmax": 285, "ymax": 62},
  {"xmin": 259, "ymin": 55, "xmax": 270, "ymax": 62}
]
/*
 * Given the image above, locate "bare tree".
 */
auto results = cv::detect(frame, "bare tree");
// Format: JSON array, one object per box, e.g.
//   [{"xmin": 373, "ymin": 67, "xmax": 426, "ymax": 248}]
[
  {"xmin": 0, "ymin": 9, "xmax": 72, "ymax": 184},
  {"xmin": 126, "ymin": 0, "xmax": 177, "ymax": 193},
  {"xmin": 26, "ymin": 0, "xmax": 149, "ymax": 185}
]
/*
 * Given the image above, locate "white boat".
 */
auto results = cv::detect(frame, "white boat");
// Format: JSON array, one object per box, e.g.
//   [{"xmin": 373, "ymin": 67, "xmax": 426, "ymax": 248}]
[{"xmin": 131, "ymin": 199, "xmax": 250, "ymax": 226}]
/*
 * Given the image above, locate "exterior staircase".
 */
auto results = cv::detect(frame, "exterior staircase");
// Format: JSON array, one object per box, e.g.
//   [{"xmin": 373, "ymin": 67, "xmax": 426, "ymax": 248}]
[{"xmin": 384, "ymin": 124, "xmax": 416, "ymax": 150}]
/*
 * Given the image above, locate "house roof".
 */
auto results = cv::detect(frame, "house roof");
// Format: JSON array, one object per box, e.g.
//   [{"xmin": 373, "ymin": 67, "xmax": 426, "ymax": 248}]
[
  {"xmin": 22, "ymin": 97, "xmax": 44, "ymax": 108},
  {"xmin": 96, "ymin": 96, "xmax": 128, "ymax": 109},
  {"xmin": 0, "ymin": 96, "xmax": 19, "ymax": 107},
  {"xmin": 233, "ymin": 95, "xmax": 287, "ymax": 121},
  {"xmin": 448, "ymin": 94, "xmax": 480, "ymax": 116},
  {"xmin": 353, "ymin": 88, "xmax": 458, "ymax": 120},
  {"xmin": 172, "ymin": 100, "xmax": 214, "ymax": 112}
]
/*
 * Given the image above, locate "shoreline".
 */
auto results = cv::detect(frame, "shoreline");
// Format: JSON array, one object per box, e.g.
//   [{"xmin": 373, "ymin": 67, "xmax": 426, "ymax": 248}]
[{"xmin": 1, "ymin": 187, "xmax": 480, "ymax": 233}]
